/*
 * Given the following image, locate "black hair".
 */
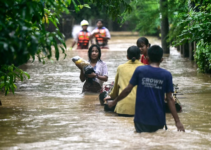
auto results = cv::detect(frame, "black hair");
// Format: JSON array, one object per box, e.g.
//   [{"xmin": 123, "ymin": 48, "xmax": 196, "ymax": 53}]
[
  {"xmin": 88, "ymin": 44, "xmax": 101, "ymax": 61},
  {"xmin": 127, "ymin": 46, "xmax": 141, "ymax": 62},
  {"xmin": 147, "ymin": 45, "xmax": 163, "ymax": 63},
  {"xmin": 96, "ymin": 19, "xmax": 104, "ymax": 24},
  {"xmin": 136, "ymin": 37, "xmax": 151, "ymax": 47}
]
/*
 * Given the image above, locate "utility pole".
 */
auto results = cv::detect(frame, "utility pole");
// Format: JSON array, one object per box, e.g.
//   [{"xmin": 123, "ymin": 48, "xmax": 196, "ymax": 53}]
[{"xmin": 160, "ymin": 0, "xmax": 170, "ymax": 54}]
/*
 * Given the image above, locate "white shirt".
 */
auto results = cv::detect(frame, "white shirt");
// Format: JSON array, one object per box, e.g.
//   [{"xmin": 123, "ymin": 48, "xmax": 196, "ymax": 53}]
[{"xmin": 93, "ymin": 60, "xmax": 108, "ymax": 87}]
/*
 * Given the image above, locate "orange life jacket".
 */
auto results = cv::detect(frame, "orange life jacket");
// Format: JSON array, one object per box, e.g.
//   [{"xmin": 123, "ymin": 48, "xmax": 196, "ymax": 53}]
[
  {"xmin": 77, "ymin": 31, "xmax": 90, "ymax": 49},
  {"xmin": 94, "ymin": 28, "xmax": 107, "ymax": 46}
]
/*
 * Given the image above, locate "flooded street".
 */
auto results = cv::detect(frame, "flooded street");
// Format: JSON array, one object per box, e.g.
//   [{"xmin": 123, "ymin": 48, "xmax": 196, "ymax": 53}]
[{"xmin": 1, "ymin": 34, "xmax": 211, "ymax": 149}]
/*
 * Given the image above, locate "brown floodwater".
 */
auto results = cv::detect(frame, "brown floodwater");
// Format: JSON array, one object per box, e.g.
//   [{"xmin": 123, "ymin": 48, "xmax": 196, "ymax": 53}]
[{"xmin": 1, "ymin": 34, "xmax": 211, "ymax": 150}]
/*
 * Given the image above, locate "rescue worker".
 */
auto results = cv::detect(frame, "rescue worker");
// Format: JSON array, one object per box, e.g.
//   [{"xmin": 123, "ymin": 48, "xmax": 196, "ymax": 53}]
[
  {"xmin": 70, "ymin": 20, "xmax": 92, "ymax": 50},
  {"xmin": 91, "ymin": 19, "xmax": 111, "ymax": 49}
]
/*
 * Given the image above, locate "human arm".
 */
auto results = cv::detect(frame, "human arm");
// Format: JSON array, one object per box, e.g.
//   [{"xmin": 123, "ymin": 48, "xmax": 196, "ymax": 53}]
[
  {"xmin": 86, "ymin": 73, "xmax": 108, "ymax": 81},
  {"xmin": 107, "ymin": 83, "xmax": 134, "ymax": 108},
  {"xmin": 70, "ymin": 32, "xmax": 78, "ymax": 50},
  {"xmin": 165, "ymin": 72, "xmax": 185, "ymax": 132},
  {"xmin": 107, "ymin": 67, "xmax": 139, "ymax": 107},
  {"xmin": 104, "ymin": 28, "xmax": 111, "ymax": 40},
  {"xmin": 89, "ymin": 29, "xmax": 98, "ymax": 40},
  {"xmin": 71, "ymin": 41, "xmax": 76, "ymax": 49},
  {"xmin": 90, "ymin": 28, "xmax": 111, "ymax": 40},
  {"xmin": 109, "ymin": 71, "xmax": 119, "ymax": 99},
  {"xmin": 90, "ymin": 61, "xmax": 108, "ymax": 81},
  {"xmin": 97, "ymin": 28, "xmax": 110, "ymax": 40},
  {"xmin": 99, "ymin": 36, "xmax": 110, "ymax": 40},
  {"xmin": 90, "ymin": 38, "xmax": 93, "ymax": 45},
  {"xmin": 89, "ymin": 33, "xmax": 96, "ymax": 40},
  {"xmin": 166, "ymin": 92, "xmax": 185, "ymax": 132},
  {"xmin": 97, "ymin": 74, "xmax": 108, "ymax": 81},
  {"xmin": 79, "ymin": 68, "xmax": 86, "ymax": 82},
  {"xmin": 104, "ymin": 68, "xmax": 119, "ymax": 102}
]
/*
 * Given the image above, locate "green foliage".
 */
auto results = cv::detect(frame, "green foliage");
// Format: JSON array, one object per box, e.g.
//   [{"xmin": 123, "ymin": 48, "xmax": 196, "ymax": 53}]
[
  {"xmin": 0, "ymin": 0, "xmax": 133, "ymax": 96},
  {"xmin": 69, "ymin": 0, "xmax": 133, "ymax": 25},
  {"xmin": 194, "ymin": 40, "xmax": 211, "ymax": 73},
  {"xmin": 0, "ymin": 0, "xmax": 71, "ymax": 67},
  {"xmin": 0, "ymin": 0, "xmax": 72, "ymax": 95},
  {"xmin": 122, "ymin": 0, "xmax": 188, "ymax": 35},
  {"xmin": 168, "ymin": 0, "xmax": 211, "ymax": 73},
  {"xmin": 88, "ymin": 0, "xmax": 132, "ymax": 21},
  {"xmin": 169, "ymin": 10, "xmax": 211, "ymax": 45},
  {"xmin": 122, "ymin": 0, "xmax": 160, "ymax": 35},
  {"xmin": 0, "ymin": 64, "xmax": 30, "ymax": 95}
]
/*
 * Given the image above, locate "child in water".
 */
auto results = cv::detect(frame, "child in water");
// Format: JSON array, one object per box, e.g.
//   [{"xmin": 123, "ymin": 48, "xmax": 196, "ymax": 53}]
[{"xmin": 136, "ymin": 37, "xmax": 150, "ymax": 65}]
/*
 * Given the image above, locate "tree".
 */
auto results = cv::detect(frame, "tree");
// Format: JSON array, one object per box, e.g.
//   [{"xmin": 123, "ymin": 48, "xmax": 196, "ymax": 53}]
[
  {"xmin": 160, "ymin": 0, "xmax": 169, "ymax": 53},
  {"xmin": 0, "ymin": 0, "xmax": 133, "ymax": 96},
  {"xmin": 123, "ymin": 0, "xmax": 190, "ymax": 53},
  {"xmin": 168, "ymin": 0, "xmax": 211, "ymax": 73},
  {"xmin": 122, "ymin": 0, "xmax": 160, "ymax": 35}
]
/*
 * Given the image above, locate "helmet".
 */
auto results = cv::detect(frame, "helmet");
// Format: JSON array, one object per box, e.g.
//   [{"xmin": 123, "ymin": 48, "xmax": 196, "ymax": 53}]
[{"xmin": 80, "ymin": 20, "xmax": 89, "ymax": 26}]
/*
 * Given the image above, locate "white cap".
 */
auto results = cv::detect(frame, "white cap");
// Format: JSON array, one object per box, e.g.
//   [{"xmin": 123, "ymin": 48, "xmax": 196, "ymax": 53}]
[{"xmin": 80, "ymin": 20, "xmax": 89, "ymax": 26}]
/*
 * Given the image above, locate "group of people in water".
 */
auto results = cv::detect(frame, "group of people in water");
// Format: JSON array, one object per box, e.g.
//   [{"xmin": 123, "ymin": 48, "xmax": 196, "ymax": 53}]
[
  {"xmin": 72, "ymin": 19, "xmax": 185, "ymax": 133},
  {"xmin": 71, "ymin": 19, "xmax": 110, "ymax": 50}
]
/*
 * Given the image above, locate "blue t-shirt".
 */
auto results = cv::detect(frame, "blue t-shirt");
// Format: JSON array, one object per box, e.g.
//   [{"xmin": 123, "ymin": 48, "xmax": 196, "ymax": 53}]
[{"xmin": 130, "ymin": 65, "xmax": 174, "ymax": 126}]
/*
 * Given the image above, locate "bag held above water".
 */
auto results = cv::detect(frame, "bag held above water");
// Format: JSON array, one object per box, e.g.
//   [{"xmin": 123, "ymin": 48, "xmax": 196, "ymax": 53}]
[{"xmin": 72, "ymin": 56, "xmax": 95, "ymax": 75}]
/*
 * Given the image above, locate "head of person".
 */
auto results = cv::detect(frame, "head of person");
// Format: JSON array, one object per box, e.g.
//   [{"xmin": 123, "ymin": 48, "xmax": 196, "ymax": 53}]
[
  {"xmin": 127, "ymin": 46, "xmax": 141, "ymax": 62},
  {"xmin": 136, "ymin": 37, "xmax": 150, "ymax": 56},
  {"xmin": 88, "ymin": 45, "xmax": 101, "ymax": 61},
  {"xmin": 80, "ymin": 20, "xmax": 89, "ymax": 30},
  {"xmin": 147, "ymin": 45, "xmax": 163, "ymax": 63},
  {"xmin": 96, "ymin": 19, "xmax": 104, "ymax": 29}
]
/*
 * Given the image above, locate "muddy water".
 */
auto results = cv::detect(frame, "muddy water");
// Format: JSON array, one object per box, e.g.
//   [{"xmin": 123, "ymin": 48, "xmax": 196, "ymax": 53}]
[{"xmin": 1, "ymin": 35, "xmax": 211, "ymax": 149}]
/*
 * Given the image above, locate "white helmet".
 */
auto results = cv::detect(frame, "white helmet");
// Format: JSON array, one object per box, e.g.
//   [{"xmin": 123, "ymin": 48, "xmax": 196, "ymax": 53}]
[{"xmin": 80, "ymin": 20, "xmax": 89, "ymax": 26}]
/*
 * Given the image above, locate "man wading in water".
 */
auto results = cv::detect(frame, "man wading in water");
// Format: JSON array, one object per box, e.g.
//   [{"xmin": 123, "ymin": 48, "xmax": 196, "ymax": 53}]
[
  {"xmin": 108, "ymin": 45, "xmax": 185, "ymax": 133},
  {"xmin": 90, "ymin": 19, "xmax": 111, "ymax": 49},
  {"xmin": 70, "ymin": 20, "xmax": 92, "ymax": 50}
]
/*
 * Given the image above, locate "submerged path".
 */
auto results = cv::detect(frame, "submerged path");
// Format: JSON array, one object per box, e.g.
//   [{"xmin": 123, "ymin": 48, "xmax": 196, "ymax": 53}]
[{"xmin": 1, "ymin": 34, "xmax": 211, "ymax": 149}]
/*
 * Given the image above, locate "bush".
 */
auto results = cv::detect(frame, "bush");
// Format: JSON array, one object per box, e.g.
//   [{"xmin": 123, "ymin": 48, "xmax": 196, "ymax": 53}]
[
  {"xmin": 195, "ymin": 40, "xmax": 211, "ymax": 73},
  {"xmin": 0, "ymin": 0, "xmax": 70, "ymax": 95},
  {"xmin": 168, "ymin": 4, "xmax": 211, "ymax": 73}
]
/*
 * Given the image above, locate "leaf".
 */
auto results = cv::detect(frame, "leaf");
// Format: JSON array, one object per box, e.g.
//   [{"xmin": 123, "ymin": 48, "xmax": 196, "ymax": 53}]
[
  {"xmin": 0, "ymin": 82, "xmax": 4, "ymax": 89},
  {"xmin": 13, "ymin": 84, "xmax": 17, "ymax": 89},
  {"xmin": 4, "ymin": 75, "xmax": 7, "ymax": 84},
  {"xmin": 67, "ymin": 0, "xmax": 72, "ymax": 5},
  {"xmin": 23, "ymin": 72, "xmax": 30, "ymax": 79},
  {"xmin": 78, "ymin": 5, "xmax": 83, "ymax": 9},
  {"xmin": 9, "ymin": 75, "xmax": 13, "ymax": 84},
  {"xmin": 20, "ymin": 74, "xmax": 23, "ymax": 81},
  {"xmin": 48, "ymin": 18, "xmax": 58, "ymax": 28},
  {"xmin": 10, "ymin": 84, "xmax": 14, "ymax": 94},
  {"xmin": 83, "ymin": 4, "xmax": 91, "ymax": 9}
]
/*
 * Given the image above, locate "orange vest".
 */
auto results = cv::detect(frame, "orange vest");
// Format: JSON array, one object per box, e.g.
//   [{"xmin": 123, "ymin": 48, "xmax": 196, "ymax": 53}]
[
  {"xmin": 77, "ymin": 31, "xmax": 90, "ymax": 49},
  {"xmin": 94, "ymin": 28, "xmax": 107, "ymax": 46}
]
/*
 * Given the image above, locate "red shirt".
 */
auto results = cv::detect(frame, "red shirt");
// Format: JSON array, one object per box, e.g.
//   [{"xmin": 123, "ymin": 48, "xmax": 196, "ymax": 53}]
[{"xmin": 141, "ymin": 55, "xmax": 149, "ymax": 65}]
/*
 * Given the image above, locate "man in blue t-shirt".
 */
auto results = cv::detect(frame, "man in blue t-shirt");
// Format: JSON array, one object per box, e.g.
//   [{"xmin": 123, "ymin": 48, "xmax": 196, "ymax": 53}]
[{"xmin": 108, "ymin": 45, "xmax": 185, "ymax": 133}]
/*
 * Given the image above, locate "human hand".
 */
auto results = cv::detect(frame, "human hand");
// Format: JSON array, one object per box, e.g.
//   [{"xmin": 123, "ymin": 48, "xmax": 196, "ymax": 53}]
[
  {"xmin": 86, "ymin": 72, "xmax": 96, "ymax": 78},
  {"xmin": 104, "ymin": 96, "xmax": 111, "ymax": 102},
  {"xmin": 98, "ymin": 34, "xmax": 102, "ymax": 37},
  {"xmin": 107, "ymin": 100, "xmax": 116, "ymax": 108},
  {"xmin": 94, "ymin": 31, "xmax": 100, "ymax": 35},
  {"xmin": 176, "ymin": 121, "xmax": 185, "ymax": 132}
]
